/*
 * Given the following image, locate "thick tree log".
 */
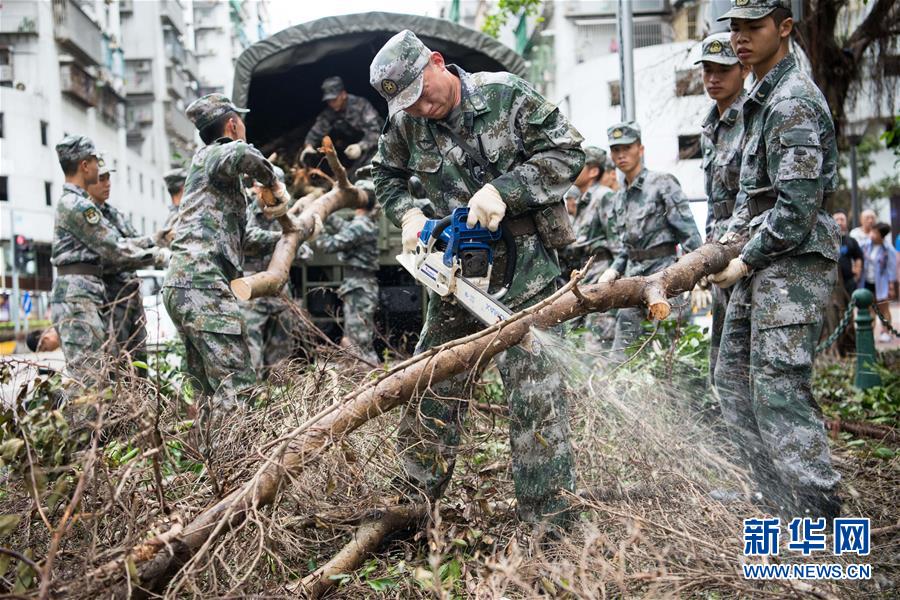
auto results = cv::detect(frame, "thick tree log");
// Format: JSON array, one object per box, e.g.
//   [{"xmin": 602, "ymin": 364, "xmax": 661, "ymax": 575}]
[
  {"xmin": 73, "ymin": 239, "xmax": 742, "ymax": 598},
  {"xmin": 231, "ymin": 136, "xmax": 367, "ymax": 300}
]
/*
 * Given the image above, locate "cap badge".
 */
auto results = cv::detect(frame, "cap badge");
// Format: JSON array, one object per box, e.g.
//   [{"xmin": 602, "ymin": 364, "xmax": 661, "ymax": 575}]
[
  {"xmin": 736, "ymin": 0, "xmax": 750, "ymax": 6},
  {"xmin": 612, "ymin": 128, "xmax": 623, "ymax": 139},
  {"xmin": 381, "ymin": 79, "xmax": 398, "ymax": 96},
  {"xmin": 709, "ymin": 40, "xmax": 723, "ymax": 54}
]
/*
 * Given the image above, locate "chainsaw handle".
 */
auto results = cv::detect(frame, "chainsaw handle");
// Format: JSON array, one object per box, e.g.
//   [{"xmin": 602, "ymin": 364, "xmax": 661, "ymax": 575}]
[{"xmin": 492, "ymin": 225, "xmax": 516, "ymax": 301}]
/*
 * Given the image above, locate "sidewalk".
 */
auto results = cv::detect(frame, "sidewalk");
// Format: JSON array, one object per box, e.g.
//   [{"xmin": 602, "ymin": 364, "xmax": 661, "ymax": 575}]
[{"xmin": 873, "ymin": 300, "xmax": 900, "ymax": 351}]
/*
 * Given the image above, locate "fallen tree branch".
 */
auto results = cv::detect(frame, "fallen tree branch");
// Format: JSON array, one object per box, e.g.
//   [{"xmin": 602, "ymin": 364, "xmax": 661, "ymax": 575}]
[
  {"xmin": 230, "ymin": 136, "xmax": 368, "ymax": 301},
  {"xmin": 68, "ymin": 239, "xmax": 743, "ymax": 598},
  {"xmin": 827, "ymin": 418, "xmax": 899, "ymax": 443}
]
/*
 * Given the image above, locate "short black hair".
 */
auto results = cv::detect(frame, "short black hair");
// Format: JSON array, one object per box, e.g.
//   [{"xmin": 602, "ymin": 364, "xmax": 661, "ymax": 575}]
[
  {"xmin": 166, "ymin": 180, "xmax": 185, "ymax": 196},
  {"xmin": 770, "ymin": 7, "xmax": 792, "ymax": 27},
  {"xmin": 875, "ymin": 222, "xmax": 891, "ymax": 238},
  {"xmin": 832, "ymin": 209, "xmax": 847, "ymax": 217},
  {"xmin": 585, "ymin": 161, "xmax": 606, "ymax": 180},
  {"xmin": 60, "ymin": 158, "xmax": 80, "ymax": 176},
  {"xmin": 26, "ymin": 329, "xmax": 43, "ymax": 352},
  {"xmin": 199, "ymin": 111, "xmax": 238, "ymax": 145}
]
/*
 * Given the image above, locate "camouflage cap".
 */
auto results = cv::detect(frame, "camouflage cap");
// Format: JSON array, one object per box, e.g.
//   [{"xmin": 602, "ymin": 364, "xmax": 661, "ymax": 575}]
[
  {"xmin": 321, "ymin": 76, "xmax": 345, "ymax": 101},
  {"xmin": 185, "ymin": 93, "xmax": 249, "ymax": 131},
  {"xmin": 564, "ymin": 185, "xmax": 580, "ymax": 200},
  {"xmin": 694, "ymin": 32, "xmax": 739, "ymax": 66},
  {"xmin": 163, "ymin": 168, "xmax": 188, "ymax": 191},
  {"xmin": 583, "ymin": 145, "xmax": 608, "ymax": 167},
  {"xmin": 55, "ymin": 135, "xmax": 99, "ymax": 164},
  {"xmin": 97, "ymin": 153, "xmax": 116, "ymax": 176},
  {"xmin": 370, "ymin": 29, "xmax": 432, "ymax": 118},
  {"xmin": 607, "ymin": 121, "xmax": 641, "ymax": 146},
  {"xmin": 717, "ymin": 0, "xmax": 791, "ymax": 21}
]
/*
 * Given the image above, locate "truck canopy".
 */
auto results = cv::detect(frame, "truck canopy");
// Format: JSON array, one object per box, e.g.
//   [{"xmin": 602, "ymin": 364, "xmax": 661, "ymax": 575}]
[{"xmin": 232, "ymin": 12, "xmax": 527, "ymax": 156}]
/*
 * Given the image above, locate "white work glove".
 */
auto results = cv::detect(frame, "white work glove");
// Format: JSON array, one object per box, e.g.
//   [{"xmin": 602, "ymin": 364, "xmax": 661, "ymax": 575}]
[
  {"xmin": 152, "ymin": 247, "xmax": 172, "ymax": 268},
  {"xmin": 400, "ymin": 208, "xmax": 428, "ymax": 254},
  {"xmin": 261, "ymin": 182, "xmax": 290, "ymax": 219},
  {"xmin": 719, "ymin": 231, "xmax": 740, "ymax": 245},
  {"xmin": 709, "ymin": 257, "xmax": 750, "ymax": 289},
  {"xmin": 691, "ymin": 285, "xmax": 713, "ymax": 312},
  {"xmin": 344, "ymin": 143, "xmax": 362, "ymax": 160},
  {"xmin": 466, "ymin": 183, "xmax": 506, "ymax": 232},
  {"xmin": 598, "ymin": 268, "xmax": 619, "ymax": 283}
]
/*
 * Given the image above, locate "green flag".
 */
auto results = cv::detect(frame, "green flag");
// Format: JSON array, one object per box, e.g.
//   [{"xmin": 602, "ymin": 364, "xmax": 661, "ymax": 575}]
[{"xmin": 449, "ymin": 0, "xmax": 460, "ymax": 23}]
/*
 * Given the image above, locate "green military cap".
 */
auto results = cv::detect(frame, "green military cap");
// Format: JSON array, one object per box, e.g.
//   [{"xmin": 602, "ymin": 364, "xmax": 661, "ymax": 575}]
[
  {"xmin": 695, "ymin": 32, "xmax": 739, "ymax": 66},
  {"xmin": 370, "ymin": 29, "xmax": 432, "ymax": 117},
  {"xmin": 163, "ymin": 167, "xmax": 188, "ymax": 191},
  {"xmin": 97, "ymin": 153, "xmax": 116, "ymax": 176},
  {"xmin": 717, "ymin": 0, "xmax": 791, "ymax": 21},
  {"xmin": 607, "ymin": 121, "xmax": 641, "ymax": 146},
  {"xmin": 185, "ymin": 93, "xmax": 249, "ymax": 131},
  {"xmin": 583, "ymin": 145, "xmax": 607, "ymax": 167},
  {"xmin": 55, "ymin": 135, "xmax": 99, "ymax": 164},
  {"xmin": 321, "ymin": 76, "xmax": 345, "ymax": 101}
]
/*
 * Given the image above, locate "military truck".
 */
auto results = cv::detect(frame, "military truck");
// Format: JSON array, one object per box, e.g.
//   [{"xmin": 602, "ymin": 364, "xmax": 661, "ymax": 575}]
[{"xmin": 231, "ymin": 12, "xmax": 526, "ymax": 351}]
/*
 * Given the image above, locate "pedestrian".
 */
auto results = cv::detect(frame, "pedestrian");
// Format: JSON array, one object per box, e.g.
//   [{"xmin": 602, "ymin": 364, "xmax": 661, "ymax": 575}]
[
  {"xmin": 697, "ymin": 31, "xmax": 750, "ymax": 380},
  {"xmin": 241, "ymin": 166, "xmax": 311, "ymax": 377},
  {"xmin": 860, "ymin": 222, "xmax": 897, "ymax": 343},
  {"xmin": 832, "ymin": 210, "xmax": 863, "ymax": 297},
  {"xmin": 50, "ymin": 136, "xmax": 161, "ymax": 390},
  {"xmin": 849, "ymin": 208, "xmax": 876, "ymax": 246},
  {"xmin": 162, "ymin": 93, "xmax": 294, "ymax": 433},
  {"xmin": 300, "ymin": 76, "xmax": 382, "ymax": 180},
  {"xmin": 710, "ymin": 0, "xmax": 842, "ymax": 520},
  {"xmin": 599, "ymin": 121, "xmax": 702, "ymax": 355},
  {"xmin": 85, "ymin": 155, "xmax": 153, "ymax": 377},
  {"xmin": 315, "ymin": 179, "xmax": 381, "ymax": 364},
  {"xmin": 371, "ymin": 30, "xmax": 583, "ymax": 528}
]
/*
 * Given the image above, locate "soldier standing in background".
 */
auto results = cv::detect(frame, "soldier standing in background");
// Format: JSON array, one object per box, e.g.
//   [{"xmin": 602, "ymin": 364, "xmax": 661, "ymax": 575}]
[
  {"xmin": 559, "ymin": 145, "xmax": 608, "ymax": 280},
  {"xmin": 156, "ymin": 168, "xmax": 188, "ymax": 247},
  {"xmin": 599, "ymin": 122, "xmax": 702, "ymax": 355},
  {"xmin": 50, "ymin": 136, "xmax": 161, "ymax": 389},
  {"xmin": 163, "ymin": 94, "xmax": 293, "ymax": 429},
  {"xmin": 314, "ymin": 180, "xmax": 381, "ymax": 364},
  {"xmin": 711, "ymin": 0, "xmax": 842, "ymax": 520},
  {"xmin": 371, "ymin": 30, "xmax": 583, "ymax": 528},
  {"xmin": 300, "ymin": 76, "xmax": 382, "ymax": 180},
  {"xmin": 696, "ymin": 31, "xmax": 750, "ymax": 381},
  {"xmin": 85, "ymin": 155, "xmax": 155, "ymax": 377},
  {"xmin": 242, "ymin": 165, "xmax": 312, "ymax": 377}
]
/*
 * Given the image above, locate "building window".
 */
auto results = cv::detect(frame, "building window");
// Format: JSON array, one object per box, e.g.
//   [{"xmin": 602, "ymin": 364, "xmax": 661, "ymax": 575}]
[
  {"xmin": 675, "ymin": 68, "xmax": 704, "ymax": 96},
  {"xmin": 44, "ymin": 181, "xmax": 52, "ymax": 206},
  {"xmin": 127, "ymin": 166, "xmax": 132, "ymax": 188},
  {"xmin": 0, "ymin": 176, "xmax": 8, "ymax": 201},
  {"xmin": 141, "ymin": 216, "xmax": 146, "ymax": 235},
  {"xmin": 151, "ymin": 180, "xmax": 155, "ymax": 199},
  {"xmin": 40, "ymin": 120, "xmax": 49, "ymax": 146},
  {"xmin": 0, "ymin": 112, "xmax": 4, "ymax": 138},
  {"xmin": 678, "ymin": 134, "xmax": 702, "ymax": 160},
  {"xmin": 139, "ymin": 173, "xmax": 144, "ymax": 194},
  {"xmin": 686, "ymin": 6, "xmax": 700, "ymax": 41},
  {"xmin": 609, "ymin": 81, "xmax": 621, "ymax": 107}
]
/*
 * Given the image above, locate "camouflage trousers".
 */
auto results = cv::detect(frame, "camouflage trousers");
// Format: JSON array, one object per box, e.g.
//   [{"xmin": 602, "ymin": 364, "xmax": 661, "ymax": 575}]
[
  {"xmin": 105, "ymin": 277, "xmax": 148, "ymax": 377},
  {"xmin": 162, "ymin": 286, "xmax": 256, "ymax": 411},
  {"xmin": 708, "ymin": 284, "xmax": 731, "ymax": 385},
  {"xmin": 613, "ymin": 255, "xmax": 686, "ymax": 356},
  {"xmin": 242, "ymin": 295, "xmax": 301, "ymax": 377},
  {"xmin": 51, "ymin": 299, "xmax": 108, "ymax": 389},
  {"xmin": 714, "ymin": 253, "xmax": 841, "ymax": 513},
  {"xmin": 339, "ymin": 274, "xmax": 379, "ymax": 363},
  {"xmin": 581, "ymin": 255, "xmax": 616, "ymax": 351},
  {"xmin": 397, "ymin": 282, "xmax": 576, "ymax": 526}
]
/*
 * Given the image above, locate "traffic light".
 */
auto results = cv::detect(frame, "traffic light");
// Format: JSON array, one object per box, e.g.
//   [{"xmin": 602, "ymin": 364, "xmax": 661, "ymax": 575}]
[{"xmin": 14, "ymin": 235, "xmax": 34, "ymax": 271}]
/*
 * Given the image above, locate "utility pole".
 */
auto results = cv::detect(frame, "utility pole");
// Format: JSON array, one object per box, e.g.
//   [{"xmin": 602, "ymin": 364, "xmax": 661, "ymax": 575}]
[{"xmin": 617, "ymin": 0, "xmax": 636, "ymax": 121}]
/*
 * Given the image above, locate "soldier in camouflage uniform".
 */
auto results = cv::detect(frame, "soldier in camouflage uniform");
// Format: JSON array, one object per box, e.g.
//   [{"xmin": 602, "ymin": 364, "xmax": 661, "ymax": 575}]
[
  {"xmin": 696, "ymin": 32, "xmax": 750, "ymax": 381},
  {"xmin": 85, "ymin": 156, "xmax": 154, "ymax": 377},
  {"xmin": 301, "ymin": 76, "xmax": 383, "ymax": 181},
  {"xmin": 50, "ymin": 136, "xmax": 161, "ymax": 389},
  {"xmin": 156, "ymin": 168, "xmax": 188, "ymax": 248},
  {"xmin": 242, "ymin": 166, "xmax": 311, "ymax": 377},
  {"xmin": 711, "ymin": 0, "xmax": 842, "ymax": 519},
  {"xmin": 371, "ymin": 30, "xmax": 583, "ymax": 526},
  {"xmin": 600, "ymin": 122, "xmax": 702, "ymax": 355},
  {"xmin": 559, "ymin": 145, "xmax": 608, "ymax": 280},
  {"xmin": 315, "ymin": 180, "xmax": 381, "ymax": 364},
  {"xmin": 163, "ymin": 94, "xmax": 292, "ymax": 415}
]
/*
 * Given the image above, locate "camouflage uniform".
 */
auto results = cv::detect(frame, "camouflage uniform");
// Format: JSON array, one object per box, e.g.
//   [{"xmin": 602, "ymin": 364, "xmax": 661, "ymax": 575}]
[
  {"xmin": 50, "ymin": 137, "xmax": 157, "ymax": 388},
  {"xmin": 575, "ymin": 182, "xmax": 620, "ymax": 346},
  {"xmin": 316, "ymin": 205, "xmax": 380, "ymax": 363},
  {"xmin": 163, "ymin": 94, "xmax": 281, "ymax": 411},
  {"xmin": 698, "ymin": 33, "xmax": 747, "ymax": 380},
  {"xmin": 158, "ymin": 168, "xmax": 187, "ymax": 246},
  {"xmin": 560, "ymin": 146, "xmax": 609, "ymax": 280},
  {"xmin": 241, "ymin": 180, "xmax": 310, "ymax": 377},
  {"xmin": 305, "ymin": 76, "xmax": 382, "ymax": 179},
  {"xmin": 371, "ymin": 30, "xmax": 583, "ymax": 525},
  {"xmin": 607, "ymin": 123, "xmax": 702, "ymax": 353},
  {"xmin": 712, "ymin": 43, "xmax": 841, "ymax": 516}
]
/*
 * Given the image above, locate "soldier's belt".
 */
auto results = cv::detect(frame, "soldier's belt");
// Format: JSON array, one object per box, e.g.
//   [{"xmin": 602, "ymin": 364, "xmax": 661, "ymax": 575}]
[
  {"xmin": 712, "ymin": 199, "xmax": 735, "ymax": 220},
  {"xmin": 57, "ymin": 263, "xmax": 101, "ymax": 276},
  {"xmin": 628, "ymin": 243, "xmax": 676, "ymax": 261},
  {"xmin": 503, "ymin": 213, "xmax": 538, "ymax": 237}
]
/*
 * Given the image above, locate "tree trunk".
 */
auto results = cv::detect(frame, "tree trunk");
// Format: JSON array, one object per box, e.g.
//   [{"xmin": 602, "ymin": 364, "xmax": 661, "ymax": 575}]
[{"xmin": 67, "ymin": 239, "xmax": 743, "ymax": 599}]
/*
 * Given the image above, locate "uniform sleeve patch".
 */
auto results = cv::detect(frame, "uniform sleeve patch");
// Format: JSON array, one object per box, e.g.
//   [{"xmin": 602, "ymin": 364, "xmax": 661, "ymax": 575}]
[
  {"xmin": 778, "ymin": 128, "xmax": 822, "ymax": 181},
  {"xmin": 83, "ymin": 206, "xmax": 101, "ymax": 225}
]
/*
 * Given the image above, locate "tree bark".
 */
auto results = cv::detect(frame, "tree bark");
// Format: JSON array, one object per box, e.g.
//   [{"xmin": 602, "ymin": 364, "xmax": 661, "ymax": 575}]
[
  {"xmin": 230, "ymin": 136, "xmax": 368, "ymax": 301},
  {"xmin": 68, "ymin": 239, "xmax": 742, "ymax": 599}
]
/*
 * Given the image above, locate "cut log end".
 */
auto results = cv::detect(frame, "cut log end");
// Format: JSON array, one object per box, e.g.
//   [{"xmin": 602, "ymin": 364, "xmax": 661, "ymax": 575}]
[
  {"xmin": 648, "ymin": 302, "xmax": 671, "ymax": 321},
  {"xmin": 231, "ymin": 279, "xmax": 253, "ymax": 301}
]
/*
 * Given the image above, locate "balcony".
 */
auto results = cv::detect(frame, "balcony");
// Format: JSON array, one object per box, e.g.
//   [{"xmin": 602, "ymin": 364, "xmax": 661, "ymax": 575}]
[
  {"xmin": 165, "ymin": 102, "xmax": 195, "ymax": 144},
  {"xmin": 164, "ymin": 34, "xmax": 187, "ymax": 65},
  {"xmin": 160, "ymin": 0, "xmax": 185, "ymax": 35},
  {"xmin": 183, "ymin": 50, "xmax": 199, "ymax": 80},
  {"xmin": 193, "ymin": 3, "xmax": 220, "ymax": 30},
  {"xmin": 127, "ymin": 102, "xmax": 154, "ymax": 126},
  {"xmin": 0, "ymin": 1, "xmax": 39, "ymax": 35},
  {"xmin": 98, "ymin": 84, "xmax": 124, "ymax": 127},
  {"xmin": 125, "ymin": 59, "xmax": 154, "ymax": 96},
  {"xmin": 166, "ymin": 66, "xmax": 188, "ymax": 99},
  {"xmin": 60, "ymin": 62, "xmax": 97, "ymax": 106},
  {"xmin": 53, "ymin": 0, "xmax": 103, "ymax": 66}
]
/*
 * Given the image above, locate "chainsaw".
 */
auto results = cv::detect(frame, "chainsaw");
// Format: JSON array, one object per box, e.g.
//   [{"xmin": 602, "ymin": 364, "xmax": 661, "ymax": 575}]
[{"xmin": 396, "ymin": 207, "xmax": 517, "ymax": 326}]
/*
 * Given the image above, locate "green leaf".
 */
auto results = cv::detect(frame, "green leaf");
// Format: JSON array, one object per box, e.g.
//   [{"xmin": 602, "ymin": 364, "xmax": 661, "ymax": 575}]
[
  {"xmin": 366, "ymin": 577, "xmax": 398, "ymax": 592},
  {"xmin": 0, "ymin": 438, "xmax": 24, "ymax": 462},
  {"xmin": 873, "ymin": 446, "xmax": 895, "ymax": 459},
  {"xmin": 0, "ymin": 514, "xmax": 22, "ymax": 536},
  {"xmin": 131, "ymin": 360, "xmax": 149, "ymax": 370}
]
